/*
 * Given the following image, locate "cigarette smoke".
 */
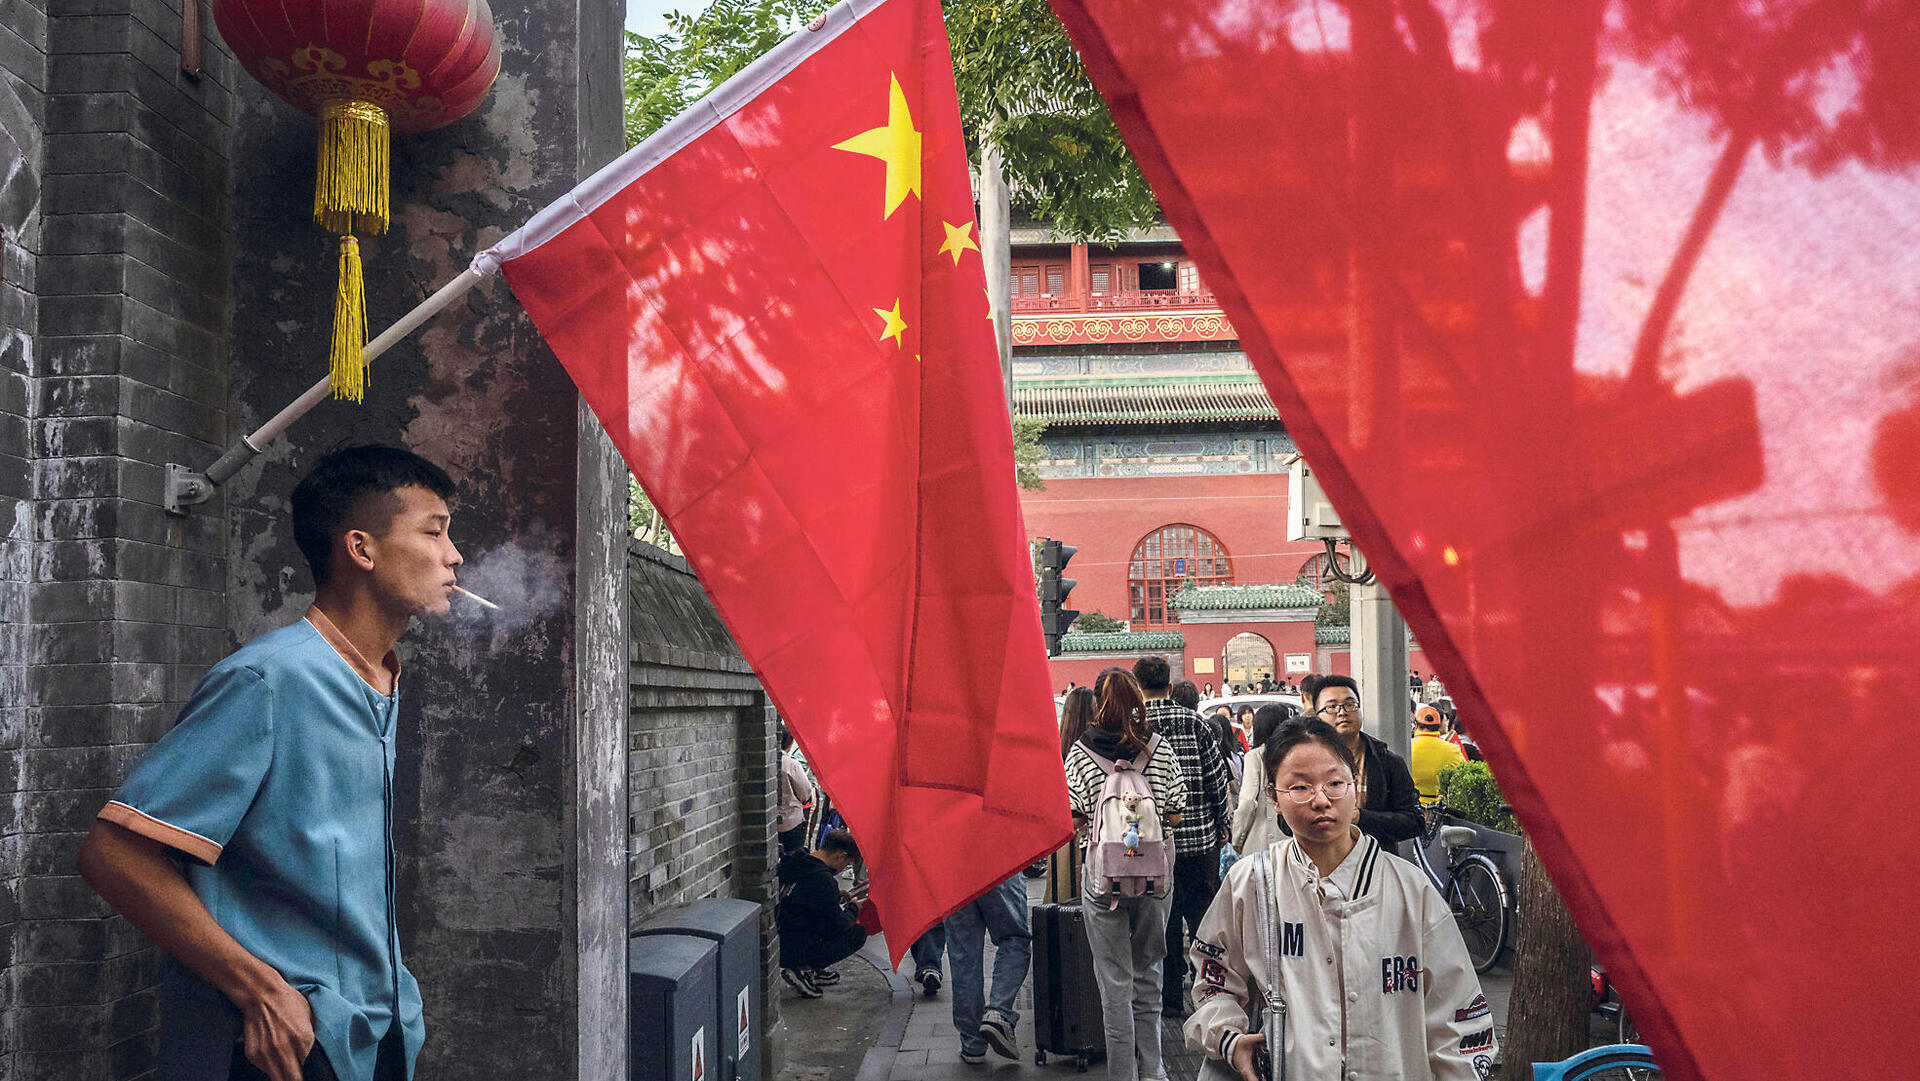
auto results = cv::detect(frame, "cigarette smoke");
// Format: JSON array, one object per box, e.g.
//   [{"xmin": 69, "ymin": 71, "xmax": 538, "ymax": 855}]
[{"xmin": 437, "ymin": 539, "xmax": 568, "ymax": 651}]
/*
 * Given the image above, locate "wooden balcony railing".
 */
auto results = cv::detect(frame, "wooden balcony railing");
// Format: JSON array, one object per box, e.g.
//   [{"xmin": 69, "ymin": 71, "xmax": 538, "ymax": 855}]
[{"xmin": 1010, "ymin": 289, "xmax": 1219, "ymax": 314}]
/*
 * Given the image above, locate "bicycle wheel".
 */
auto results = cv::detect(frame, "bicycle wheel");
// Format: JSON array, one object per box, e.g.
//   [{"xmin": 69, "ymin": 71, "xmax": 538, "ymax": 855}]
[
  {"xmin": 1445, "ymin": 855, "xmax": 1509, "ymax": 973},
  {"xmin": 1552, "ymin": 1046, "xmax": 1662, "ymax": 1081}
]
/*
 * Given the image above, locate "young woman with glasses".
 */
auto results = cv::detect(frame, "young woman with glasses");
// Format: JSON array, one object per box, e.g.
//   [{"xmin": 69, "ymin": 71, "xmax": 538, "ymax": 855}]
[{"xmin": 1183, "ymin": 719, "xmax": 1495, "ymax": 1081}]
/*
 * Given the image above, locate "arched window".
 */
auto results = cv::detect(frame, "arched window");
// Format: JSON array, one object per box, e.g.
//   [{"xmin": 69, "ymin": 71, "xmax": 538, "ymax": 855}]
[
  {"xmin": 1129, "ymin": 524, "xmax": 1234, "ymax": 628},
  {"xmin": 1296, "ymin": 551, "xmax": 1352, "ymax": 597}
]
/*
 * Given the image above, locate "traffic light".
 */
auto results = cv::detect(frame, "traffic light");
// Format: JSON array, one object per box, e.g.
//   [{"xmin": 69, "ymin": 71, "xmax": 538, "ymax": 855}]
[{"xmin": 1037, "ymin": 538, "xmax": 1080, "ymax": 656}]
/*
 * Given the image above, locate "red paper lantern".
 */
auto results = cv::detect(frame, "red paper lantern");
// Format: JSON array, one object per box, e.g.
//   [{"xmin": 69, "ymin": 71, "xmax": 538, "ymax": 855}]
[{"xmin": 214, "ymin": 0, "xmax": 502, "ymax": 400}]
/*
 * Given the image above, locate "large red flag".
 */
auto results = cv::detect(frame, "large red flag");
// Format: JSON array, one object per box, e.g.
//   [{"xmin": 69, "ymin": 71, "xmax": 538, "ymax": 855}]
[
  {"xmin": 474, "ymin": 0, "xmax": 1069, "ymax": 957},
  {"xmin": 1047, "ymin": 1, "xmax": 1920, "ymax": 1078}
]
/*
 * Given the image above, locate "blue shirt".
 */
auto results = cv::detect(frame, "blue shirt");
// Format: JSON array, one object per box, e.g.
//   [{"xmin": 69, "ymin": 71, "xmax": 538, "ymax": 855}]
[{"xmin": 102, "ymin": 613, "xmax": 423, "ymax": 1080}]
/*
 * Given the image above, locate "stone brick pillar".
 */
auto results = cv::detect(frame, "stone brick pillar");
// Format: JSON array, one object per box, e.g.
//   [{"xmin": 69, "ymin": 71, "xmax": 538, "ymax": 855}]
[
  {"xmin": 4, "ymin": 2, "xmax": 237, "ymax": 1076},
  {"xmin": 215, "ymin": 2, "xmax": 625, "ymax": 1079}
]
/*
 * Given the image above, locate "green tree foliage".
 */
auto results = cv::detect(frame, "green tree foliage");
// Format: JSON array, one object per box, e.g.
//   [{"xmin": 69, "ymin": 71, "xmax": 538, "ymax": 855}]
[
  {"xmin": 630, "ymin": 478, "xmax": 680, "ymax": 553},
  {"xmin": 1311, "ymin": 576, "xmax": 1350, "ymax": 627},
  {"xmin": 943, "ymin": 0, "xmax": 1159, "ymax": 240},
  {"xmin": 1437, "ymin": 760, "xmax": 1517, "ymax": 834},
  {"xmin": 1073, "ymin": 610, "xmax": 1124, "ymax": 633},
  {"xmin": 623, "ymin": 0, "xmax": 833, "ymax": 147},
  {"xmin": 1011, "ymin": 414, "xmax": 1047, "ymax": 491}
]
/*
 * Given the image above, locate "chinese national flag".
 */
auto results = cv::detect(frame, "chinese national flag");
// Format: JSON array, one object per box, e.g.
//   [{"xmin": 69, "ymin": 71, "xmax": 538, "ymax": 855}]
[
  {"xmin": 478, "ymin": 0, "xmax": 1070, "ymax": 955},
  {"xmin": 1047, "ymin": 1, "xmax": 1920, "ymax": 1079}
]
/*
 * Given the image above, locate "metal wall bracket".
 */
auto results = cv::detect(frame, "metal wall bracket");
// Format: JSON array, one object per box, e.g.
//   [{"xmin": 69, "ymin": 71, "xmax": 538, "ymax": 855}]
[{"xmin": 165, "ymin": 463, "xmax": 215, "ymax": 516}]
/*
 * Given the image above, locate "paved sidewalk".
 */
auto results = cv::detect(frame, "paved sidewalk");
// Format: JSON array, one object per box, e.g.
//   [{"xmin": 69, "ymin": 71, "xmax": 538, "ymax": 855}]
[
  {"xmin": 857, "ymin": 880, "xmax": 1208, "ymax": 1081},
  {"xmin": 841, "ymin": 881, "xmax": 1522, "ymax": 1081}
]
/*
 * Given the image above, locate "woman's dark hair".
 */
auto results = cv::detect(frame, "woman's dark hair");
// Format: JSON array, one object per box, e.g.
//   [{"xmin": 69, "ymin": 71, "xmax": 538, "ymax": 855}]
[
  {"xmin": 1091, "ymin": 668, "xmax": 1151, "ymax": 758},
  {"xmin": 1213, "ymin": 713, "xmax": 1240, "ymax": 761},
  {"xmin": 1262, "ymin": 718, "xmax": 1359, "ymax": 789},
  {"xmin": 1059, "ymin": 686, "xmax": 1096, "ymax": 759},
  {"xmin": 1250, "ymin": 703, "xmax": 1292, "ymax": 752},
  {"xmin": 779, "ymin": 728, "xmax": 794, "ymax": 751},
  {"xmin": 1235, "ymin": 704, "xmax": 1256, "ymax": 727},
  {"xmin": 291, "ymin": 445, "xmax": 455, "ymax": 588}
]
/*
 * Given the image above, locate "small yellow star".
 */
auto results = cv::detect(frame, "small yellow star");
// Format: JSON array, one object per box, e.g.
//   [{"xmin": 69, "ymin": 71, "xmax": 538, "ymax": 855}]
[
  {"xmin": 938, "ymin": 220, "xmax": 980, "ymax": 265},
  {"xmin": 832, "ymin": 74, "xmax": 923, "ymax": 219},
  {"xmin": 873, "ymin": 299, "xmax": 908, "ymax": 347},
  {"xmin": 983, "ymin": 286, "xmax": 993, "ymax": 319}
]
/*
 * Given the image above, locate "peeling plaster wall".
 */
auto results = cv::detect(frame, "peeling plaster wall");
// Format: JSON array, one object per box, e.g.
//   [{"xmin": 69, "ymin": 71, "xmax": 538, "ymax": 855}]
[{"xmin": 221, "ymin": 2, "xmax": 623, "ymax": 1078}]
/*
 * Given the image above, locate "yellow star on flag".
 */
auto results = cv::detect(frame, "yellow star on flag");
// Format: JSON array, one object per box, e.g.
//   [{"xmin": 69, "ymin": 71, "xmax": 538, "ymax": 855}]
[
  {"xmin": 833, "ymin": 74, "xmax": 922, "ymax": 219},
  {"xmin": 873, "ymin": 299, "xmax": 908, "ymax": 347},
  {"xmin": 938, "ymin": 220, "xmax": 979, "ymax": 265}
]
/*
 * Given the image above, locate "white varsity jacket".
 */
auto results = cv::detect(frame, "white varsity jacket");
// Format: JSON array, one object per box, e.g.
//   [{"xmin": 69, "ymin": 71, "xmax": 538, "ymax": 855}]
[{"xmin": 1184, "ymin": 831, "xmax": 1496, "ymax": 1081}]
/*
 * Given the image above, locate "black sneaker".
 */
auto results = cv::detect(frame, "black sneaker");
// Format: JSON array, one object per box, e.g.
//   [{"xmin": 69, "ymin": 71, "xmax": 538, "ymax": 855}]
[
  {"xmin": 979, "ymin": 1013, "xmax": 1018, "ymax": 1060},
  {"xmin": 781, "ymin": 967, "xmax": 823, "ymax": 999},
  {"xmin": 810, "ymin": 967, "xmax": 841, "ymax": 986},
  {"xmin": 958, "ymin": 1049, "xmax": 987, "ymax": 1065},
  {"xmin": 916, "ymin": 968, "xmax": 942, "ymax": 997}
]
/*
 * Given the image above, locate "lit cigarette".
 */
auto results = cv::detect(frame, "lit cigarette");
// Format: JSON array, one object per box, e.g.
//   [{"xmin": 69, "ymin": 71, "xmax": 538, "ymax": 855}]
[{"xmin": 452, "ymin": 585, "xmax": 500, "ymax": 611}]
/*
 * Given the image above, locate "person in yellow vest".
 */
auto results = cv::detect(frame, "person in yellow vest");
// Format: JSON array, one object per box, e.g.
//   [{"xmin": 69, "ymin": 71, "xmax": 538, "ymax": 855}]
[{"xmin": 1410, "ymin": 706, "xmax": 1467, "ymax": 806}]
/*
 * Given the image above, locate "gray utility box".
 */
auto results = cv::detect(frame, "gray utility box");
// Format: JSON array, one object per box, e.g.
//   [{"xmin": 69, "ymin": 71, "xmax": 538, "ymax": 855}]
[
  {"xmin": 631, "ymin": 933, "xmax": 720, "ymax": 1081},
  {"xmin": 634, "ymin": 899, "xmax": 764, "ymax": 1081}
]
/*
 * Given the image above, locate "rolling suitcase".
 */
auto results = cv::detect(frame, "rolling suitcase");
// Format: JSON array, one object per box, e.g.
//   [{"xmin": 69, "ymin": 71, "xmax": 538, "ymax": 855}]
[{"xmin": 1031, "ymin": 901, "xmax": 1105, "ymax": 1071}]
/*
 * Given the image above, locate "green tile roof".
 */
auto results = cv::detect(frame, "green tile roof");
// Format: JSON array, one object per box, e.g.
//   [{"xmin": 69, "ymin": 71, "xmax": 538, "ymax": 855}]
[
  {"xmin": 1058, "ymin": 631, "xmax": 1186, "ymax": 652},
  {"xmin": 1013, "ymin": 377, "xmax": 1277, "ymax": 427},
  {"xmin": 1170, "ymin": 583, "xmax": 1324, "ymax": 611},
  {"xmin": 1315, "ymin": 625, "xmax": 1352, "ymax": 646}
]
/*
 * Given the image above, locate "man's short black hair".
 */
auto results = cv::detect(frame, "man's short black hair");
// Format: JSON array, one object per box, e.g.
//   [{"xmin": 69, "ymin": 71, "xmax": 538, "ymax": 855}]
[
  {"xmin": 779, "ymin": 728, "xmax": 794, "ymax": 751},
  {"xmin": 819, "ymin": 829, "xmax": 860, "ymax": 862},
  {"xmin": 291, "ymin": 445, "xmax": 455, "ymax": 588},
  {"xmin": 1312, "ymin": 674, "xmax": 1360, "ymax": 707},
  {"xmin": 1131, "ymin": 655, "xmax": 1172, "ymax": 692},
  {"xmin": 1170, "ymin": 679, "xmax": 1199, "ymax": 710}
]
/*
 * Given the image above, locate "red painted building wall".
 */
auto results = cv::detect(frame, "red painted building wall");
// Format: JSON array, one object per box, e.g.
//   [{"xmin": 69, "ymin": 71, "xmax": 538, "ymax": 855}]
[
  {"xmin": 1179, "ymin": 619, "xmax": 1319, "ymax": 683},
  {"xmin": 1050, "ymin": 652, "xmax": 1181, "ymax": 692},
  {"xmin": 1017, "ymin": 473, "xmax": 1323, "ymax": 626}
]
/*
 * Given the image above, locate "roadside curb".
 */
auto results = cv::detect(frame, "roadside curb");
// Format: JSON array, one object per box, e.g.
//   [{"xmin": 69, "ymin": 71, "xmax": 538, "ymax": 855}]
[{"xmin": 853, "ymin": 938, "xmax": 912, "ymax": 1081}]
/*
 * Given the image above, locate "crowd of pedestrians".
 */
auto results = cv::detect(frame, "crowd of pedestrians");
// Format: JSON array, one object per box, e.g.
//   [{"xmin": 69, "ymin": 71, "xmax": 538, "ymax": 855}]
[{"xmin": 773, "ymin": 659, "xmax": 1495, "ymax": 1080}]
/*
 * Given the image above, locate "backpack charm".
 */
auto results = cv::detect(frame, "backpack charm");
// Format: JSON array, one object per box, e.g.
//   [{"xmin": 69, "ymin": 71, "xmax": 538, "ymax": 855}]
[{"xmin": 1122, "ymin": 793, "xmax": 1143, "ymax": 854}]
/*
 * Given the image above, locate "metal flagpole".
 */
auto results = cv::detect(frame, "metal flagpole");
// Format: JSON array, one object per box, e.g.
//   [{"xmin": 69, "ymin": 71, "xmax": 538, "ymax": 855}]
[{"xmin": 164, "ymin": 268, "xmax": 487, "ymax": 514}]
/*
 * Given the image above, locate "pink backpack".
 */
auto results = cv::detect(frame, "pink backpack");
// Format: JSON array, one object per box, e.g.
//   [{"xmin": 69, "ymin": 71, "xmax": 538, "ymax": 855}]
[{"xmin": 1082, "ymin": 734, "xmax": 1173, "ymax": 907}]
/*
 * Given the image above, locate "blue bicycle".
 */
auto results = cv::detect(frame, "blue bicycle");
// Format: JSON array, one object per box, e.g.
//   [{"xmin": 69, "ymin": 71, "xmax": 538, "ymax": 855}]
[{"xmin": 1532, "ymin": 1043, "xmax": 1662, "ymax": 1080}]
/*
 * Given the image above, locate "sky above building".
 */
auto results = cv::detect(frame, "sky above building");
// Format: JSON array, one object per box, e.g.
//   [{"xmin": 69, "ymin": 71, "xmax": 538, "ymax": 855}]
[{"xmin": 625, "ymin": 0, "xmax": 680, "ymax": 39}]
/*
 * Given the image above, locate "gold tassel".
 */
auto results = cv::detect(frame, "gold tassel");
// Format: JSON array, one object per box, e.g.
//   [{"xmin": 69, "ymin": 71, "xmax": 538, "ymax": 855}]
[
  {"xmin": 314, "ymin": 100, "xmax": 390, "ymax": 235},
  {"xmin": 329, "ymin": 235, "xmax": 368, "ymax": 402}
]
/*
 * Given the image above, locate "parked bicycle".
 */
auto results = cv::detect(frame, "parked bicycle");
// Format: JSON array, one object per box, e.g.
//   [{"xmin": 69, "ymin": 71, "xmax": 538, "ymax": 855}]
[
  {"xmin": 1408, "ymin": 804, "xmax": 1513, "ymax": 973},
  {"xmin": 1531, "ymin": 1043, "xmax": 1662, "ymax": 1081}
]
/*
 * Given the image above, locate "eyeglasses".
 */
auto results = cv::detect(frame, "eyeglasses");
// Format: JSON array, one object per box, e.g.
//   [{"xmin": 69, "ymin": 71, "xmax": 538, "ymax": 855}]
[
  {"xmin": 1316, "ymin": 701, "xmax": 1362, "ymax": 717},
  {"xmin": 1266, "ymin": 780, "xmax": 1355, "ymax": 803}
]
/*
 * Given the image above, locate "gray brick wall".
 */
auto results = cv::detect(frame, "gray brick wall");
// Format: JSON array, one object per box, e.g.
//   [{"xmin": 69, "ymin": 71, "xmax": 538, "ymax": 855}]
[
  {"xmin": 1, "ymin": 0, "xmax": 46, "ymax": 1070},
  {"xmin": 3, "ymin": 3, "xmax": 234, "ymax": 1076},
  {"xmin": 626, "ymin": 539, "xmax": 784, "ymax": 1071}
]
